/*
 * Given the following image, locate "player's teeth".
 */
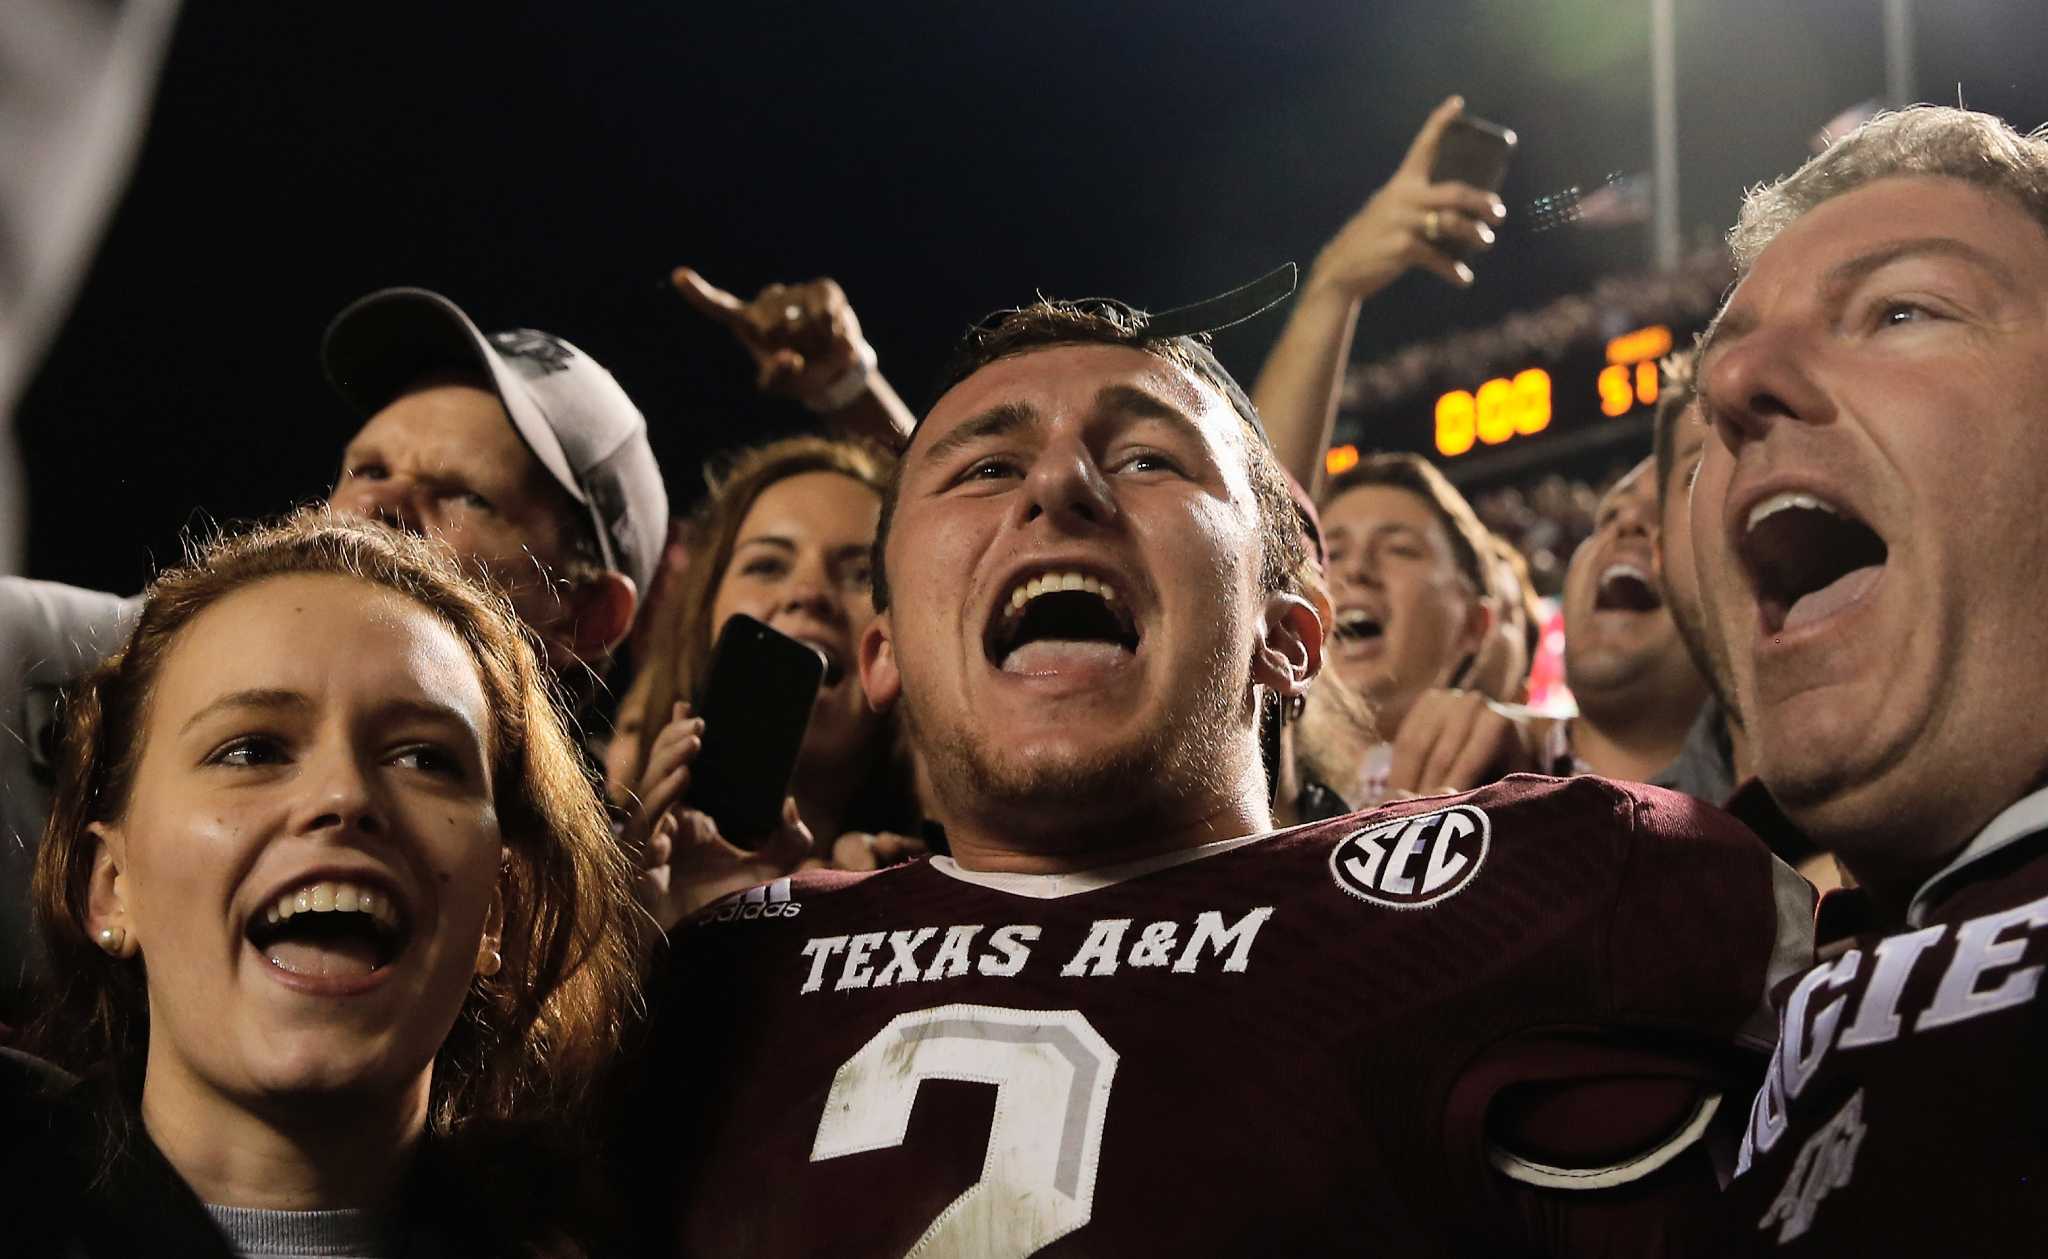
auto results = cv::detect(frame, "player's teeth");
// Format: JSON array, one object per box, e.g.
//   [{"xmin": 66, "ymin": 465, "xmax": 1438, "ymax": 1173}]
[
  {"xmin": 309, "ymin": 883, "xmax": 335, "ymax": 912},
  {"xmin": 1746, "ymin": 491, "xmax": 1838, "ymax": 534},
  {"xmin": 358, "ymin": 890, "xmax": 377, "ymax": 920},
  {"xmin": 265, "ymin": 906, "xmax": 280, "ymax": 925},
  {"xmin": 1007, "ymin": 571, "xmax": 1122, "ymax": 614},
  {"xmin": 334, "ymin": 885, "xmax": 359, "ymax": 913},
  {"xmin": 294, "ymin": 888, "xmax": 312, "ymax": 914}
]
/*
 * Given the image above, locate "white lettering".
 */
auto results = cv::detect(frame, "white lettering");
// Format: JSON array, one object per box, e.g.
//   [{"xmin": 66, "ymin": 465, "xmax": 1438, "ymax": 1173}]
[
  {"xmin": 1126, "ymin": 921, "xmax": 1179, "ymax": 968},
  {"xmin": 1750, "ymin": 1047, "xmax": 1789, "ymax": 1158},
  {"xmin": 873, "ymin": 928, "xmax": 938, "ymax": 987},
  {"xmin": 1341, "ymin": 820, "xmax": 1399, "ymax": 888},
  {"xmin": 1781, "ymin": 951, "xmax": 1860, "ymax": 1099},
  {"xmin": 1837, "ymin": 924, "xmax": 1944, "ymax": 1049},
  {"xmin": 977, "ymin": 925, "xmax": 1041, "ymax": 977},
  {"xmin": 835, "ymin": 931, "xmax": 886, "ymax": 991},
  {"xmin": 1172, "ymin": 907, "xmax": 1275, "ymax": 973},
  {"xmin": 1420, "ymin": 811, "xmax": 1474, "ymax": 896},
  {"xmin": 1757, "ymin": 1089, "xmax": 1868, "ymax": 1244},
  {"xmin": 1380, "ymin": 818, "xmax": 1432, "ymax": 895},
  {"xmin": 1917, "ymin": 897, "xmax": 2048, "ymax": 1032},
  {"xmin": 1061, "ymin": 918, "xmax": 1132, "ymax": 977},
  {"xmin": 923, "ymin": 924, "xmax": 983, "ymax": 982},
  {"xmin": 800, "ymin": 935, "xmax": 849, "ymax": 994}
]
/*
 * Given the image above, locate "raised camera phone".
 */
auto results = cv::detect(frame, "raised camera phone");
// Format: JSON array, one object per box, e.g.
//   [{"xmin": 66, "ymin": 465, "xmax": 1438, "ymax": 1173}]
[
  {"xmin": 684, "ymin": 614, "xmax": 826, "ymax": 845},
  {"xmin": 1430, "ymin": 114, "xmax": 1518, "ymax": 258}
]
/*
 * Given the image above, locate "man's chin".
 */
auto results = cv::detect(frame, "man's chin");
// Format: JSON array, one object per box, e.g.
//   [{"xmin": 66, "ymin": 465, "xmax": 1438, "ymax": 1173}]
[{"xmin": 965, "ymin": 741, "xmax": 1151, "ymax": 807}]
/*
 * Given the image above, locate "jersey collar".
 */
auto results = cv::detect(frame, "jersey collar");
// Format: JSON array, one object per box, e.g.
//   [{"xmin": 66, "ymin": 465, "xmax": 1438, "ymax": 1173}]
[
  {"xmin": 1905, "ymin": 781, "xmax": 2048, "ymax": 928},
  {"xmin": 928, "ymin": 830, "xmax": 1281, "ymax": 900}
]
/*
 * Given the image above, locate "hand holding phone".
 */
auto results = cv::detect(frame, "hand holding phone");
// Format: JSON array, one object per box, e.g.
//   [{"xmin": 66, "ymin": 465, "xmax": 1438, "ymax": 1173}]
[
  {"xmin": 1428, "ymin": 111, "xmax": 1518, "ymax": 261},
  {"xmin": 618, "ymin": 703, "xmax": 819, "ymax": 930},
  {"xmin": 683, "ymin": 614, "xmax": 826, "ymax": 843},
  {"xmin": 1308, "ymin": 96, "xmax": 1510, "ymax": 299}
]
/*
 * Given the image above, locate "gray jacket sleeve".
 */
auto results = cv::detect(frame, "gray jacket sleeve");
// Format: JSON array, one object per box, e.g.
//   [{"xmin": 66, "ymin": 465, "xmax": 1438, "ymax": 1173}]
[{"xmin": 0, "ymin": 578, "xmax": 139, "ymax": 993}]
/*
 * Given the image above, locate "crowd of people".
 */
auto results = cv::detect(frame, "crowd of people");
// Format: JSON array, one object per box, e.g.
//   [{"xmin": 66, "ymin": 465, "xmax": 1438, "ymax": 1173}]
[{"xmin": 2, "ymin": 96, "xmax": 2046, "ymax": 1255}]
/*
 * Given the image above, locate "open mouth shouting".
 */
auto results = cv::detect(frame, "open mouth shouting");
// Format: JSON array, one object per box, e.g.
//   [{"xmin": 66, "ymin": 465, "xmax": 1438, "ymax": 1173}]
[
  {"xmin": 246, "ymin": 874, "xmax": 411, "ymax": 993},
  {"xmin": 1593, "ymin": 562, "xmax": 1663, "ymax": 614},
  {"xmin": 984, "ymin": 567, "xmax": 1140, "ymax": 678},
  {"xmin": 1738, "ymin": 490, "xmax": 1888, "ymax": 636}
]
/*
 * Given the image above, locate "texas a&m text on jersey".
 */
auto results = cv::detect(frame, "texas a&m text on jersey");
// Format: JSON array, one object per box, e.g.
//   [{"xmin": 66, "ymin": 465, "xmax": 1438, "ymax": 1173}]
[{"xmin": 620, "ymin": 775, "xmax": 1811, "ymax": 1258}]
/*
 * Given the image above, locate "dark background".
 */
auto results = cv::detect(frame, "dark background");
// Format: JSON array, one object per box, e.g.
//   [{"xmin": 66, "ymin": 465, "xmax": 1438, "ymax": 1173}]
[{"xmin": 17, "ymin": 0, "xmax": 2047, "ymax": 593}]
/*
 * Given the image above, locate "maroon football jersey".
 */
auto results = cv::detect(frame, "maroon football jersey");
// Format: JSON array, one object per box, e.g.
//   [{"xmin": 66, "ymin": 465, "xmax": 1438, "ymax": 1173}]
[
  {"xmin": 1722, "ymin": 813, "xmax": 2048, "ymax": 1252},
  {"xmin": 624, "ymin": 775, "xmax": 1805, "ymax": 1257}
]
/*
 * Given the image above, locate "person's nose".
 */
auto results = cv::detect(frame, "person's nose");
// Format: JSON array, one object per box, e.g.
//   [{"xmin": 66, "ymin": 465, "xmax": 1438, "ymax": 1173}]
[
  {"xmin": 287, "ymin": 740, "xmax": 387, "ymax": 842},
  {"xmin": 1702, "ymin": 323, "xmax": 1836, "ymax": 455},
  {"xmin": 1017, "ymin": 436, "xmax": 1118, "ymax": 535},
  {"xmin": 335, "ymin": 478, "xmax": 425, "ymax": 535},
  {"xmin": 777, "ymin": 553, "xmax": 844, "ymax": 626}
]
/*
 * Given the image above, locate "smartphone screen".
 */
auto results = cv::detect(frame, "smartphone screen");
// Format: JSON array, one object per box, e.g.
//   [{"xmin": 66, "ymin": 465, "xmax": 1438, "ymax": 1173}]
[{"xmin": 683, "ymin": 614, "xmax": 826, "ymax": 844}]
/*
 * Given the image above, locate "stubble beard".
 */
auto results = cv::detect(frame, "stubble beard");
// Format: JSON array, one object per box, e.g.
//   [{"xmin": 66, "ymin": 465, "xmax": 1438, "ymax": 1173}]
[{"xmin": 907, "ymin": 636, "xmax": 1250, "ymax": 844}]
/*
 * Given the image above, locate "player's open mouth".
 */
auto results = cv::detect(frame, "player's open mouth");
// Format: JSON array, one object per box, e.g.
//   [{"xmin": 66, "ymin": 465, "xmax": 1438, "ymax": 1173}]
[
  {"xmin": 986, "ymin": 569, "xmax": 1139, "ymax": 675},
  {"xmin": 1738, "ymin": 490, "xmax": 1887, "ymax": 636},
  {"xmin": 245, "ymin": 876, "xmax": 410, "ymax": 984},
  {"xmin": 1594, "ymin": 562, "xmax": 1662, "ymax": 613}
]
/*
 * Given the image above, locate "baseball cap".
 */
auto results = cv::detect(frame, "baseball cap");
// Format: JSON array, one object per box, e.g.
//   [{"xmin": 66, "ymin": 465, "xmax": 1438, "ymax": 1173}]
[{"xmin": 320, "ymin": 287, "xmax": 669, "ymax": 601}]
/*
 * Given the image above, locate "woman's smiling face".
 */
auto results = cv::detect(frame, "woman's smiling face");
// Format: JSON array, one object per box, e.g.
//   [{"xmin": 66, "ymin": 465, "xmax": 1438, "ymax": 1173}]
[{"xmin": 92, "ymin": 573, "xmax": 504, "ymax": 1108}]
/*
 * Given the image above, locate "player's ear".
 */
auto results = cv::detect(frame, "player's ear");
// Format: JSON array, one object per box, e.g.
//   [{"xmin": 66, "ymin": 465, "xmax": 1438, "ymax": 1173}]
[
  {"xmin": 1252, "ymin": 590, "xmax": 1324, "ymax": 698},
  {"xmin": 859, "ymin": 612, "xmax": 901, "ymax": 712}
]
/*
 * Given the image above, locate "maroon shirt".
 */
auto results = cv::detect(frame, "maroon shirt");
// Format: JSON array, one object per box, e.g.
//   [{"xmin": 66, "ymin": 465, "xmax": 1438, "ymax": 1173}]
[
  {"xmin": 1722, "ymin": 790, "xmax": 2048, "ymax": 1252},
  {"xmin": 626, "ymin": 775, "xmax": 1805, "ymax": 1257}
]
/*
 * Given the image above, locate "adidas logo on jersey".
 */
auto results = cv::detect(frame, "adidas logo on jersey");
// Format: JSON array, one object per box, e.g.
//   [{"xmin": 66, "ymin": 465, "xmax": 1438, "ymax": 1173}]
[
  {"xmin": 706, "ymin": 878, "xmax": 802, "ymax": 923},
  {"xmin": 1329, "ymin": 804, "xmax": 1491, "ymax": 909}
]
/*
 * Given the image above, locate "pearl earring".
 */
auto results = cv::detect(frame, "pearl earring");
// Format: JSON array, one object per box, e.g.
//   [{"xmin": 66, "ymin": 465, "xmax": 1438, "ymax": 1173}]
[
  {"xmin": 96, "ymin": 926, "xmax": 126, "ymax": 955},
  {"xmin": 477, "ymin": 946, "xmax": 502, "ymax": 978}
]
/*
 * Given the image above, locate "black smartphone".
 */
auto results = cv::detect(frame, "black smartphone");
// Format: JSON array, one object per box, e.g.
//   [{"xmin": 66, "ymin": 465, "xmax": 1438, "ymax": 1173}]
[
  {"xmin": 684, "ymin": 614, "xmax": 826, "ymax": 844},
  {"xmin": 1430, "ymin": 114, "xmax": 1518, "ymax": 259}
]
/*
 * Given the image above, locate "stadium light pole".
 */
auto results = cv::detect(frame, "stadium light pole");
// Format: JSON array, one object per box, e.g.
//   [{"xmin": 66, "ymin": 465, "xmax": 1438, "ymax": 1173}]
[
  {"xmin": 1882, "ymin": 0, "xmax": 1914, "ymax": 107},
  {"xmin": 1649, "ymin": 0, "xmax": 1680, "ymax": 271}
]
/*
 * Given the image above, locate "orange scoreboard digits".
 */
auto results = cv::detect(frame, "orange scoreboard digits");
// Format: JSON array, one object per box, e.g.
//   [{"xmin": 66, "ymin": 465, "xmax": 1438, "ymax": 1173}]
[{"xmin": 1432, "ymin": 324, "xmax": 1669, "ymax": 459}]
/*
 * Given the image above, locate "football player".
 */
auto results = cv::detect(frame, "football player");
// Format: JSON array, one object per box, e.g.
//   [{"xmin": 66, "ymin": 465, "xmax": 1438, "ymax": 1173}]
[
  {"xmin": 624, "ymin": 295, "xmax": 1809, "ymax": 1256},
  {"xmin": 1692, "ymin": 106, "xmax": 2048, "ymax": 1250}
]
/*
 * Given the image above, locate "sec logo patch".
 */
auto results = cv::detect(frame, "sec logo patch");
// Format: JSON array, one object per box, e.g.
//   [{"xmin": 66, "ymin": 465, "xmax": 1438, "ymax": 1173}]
[{"xmin": 1329, "ymin": 805, "xmax": 1490, "ymax": 909}]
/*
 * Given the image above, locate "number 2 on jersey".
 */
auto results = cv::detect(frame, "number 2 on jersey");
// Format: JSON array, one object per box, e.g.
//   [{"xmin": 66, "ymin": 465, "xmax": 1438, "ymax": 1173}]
[{"xmin": 811, "ymin": 1004, "xmax": 1118, "ymax": 1257}]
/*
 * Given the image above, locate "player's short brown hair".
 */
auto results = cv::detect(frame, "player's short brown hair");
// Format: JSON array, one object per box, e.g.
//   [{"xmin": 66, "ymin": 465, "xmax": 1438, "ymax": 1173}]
[
  {"xmin": 1730, "ymin": 105, "xmax": 2048, "ymax": 275},
  {"xmin": 871, "ymin": 300, "xmax": 1309, "ymax": 616},
  {"xmin": 29, "ymin": 510, "xmax": 637, "ymax": 1140}
]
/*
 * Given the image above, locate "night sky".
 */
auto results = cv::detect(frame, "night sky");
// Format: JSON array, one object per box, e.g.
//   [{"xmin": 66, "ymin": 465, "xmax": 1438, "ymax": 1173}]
[{"xmin": 17, "ymin": 0, "xmax": 2047, "ymax": 593}]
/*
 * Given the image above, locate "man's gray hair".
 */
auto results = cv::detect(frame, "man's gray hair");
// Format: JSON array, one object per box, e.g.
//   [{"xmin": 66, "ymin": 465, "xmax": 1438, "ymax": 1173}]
[{"xmin": 1731, "ymin": 105, "xmax": 2048, "ymax": 274}]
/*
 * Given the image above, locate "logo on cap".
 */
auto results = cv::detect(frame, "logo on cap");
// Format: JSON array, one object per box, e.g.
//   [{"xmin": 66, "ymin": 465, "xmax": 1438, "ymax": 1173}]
[
  {"xmin": 1328, "ymin": 804, "xmax": 1490, "ymax": 909},
  {"xmin": 489, "ymin": 329, "xmax": 575, "ymax": 377}
]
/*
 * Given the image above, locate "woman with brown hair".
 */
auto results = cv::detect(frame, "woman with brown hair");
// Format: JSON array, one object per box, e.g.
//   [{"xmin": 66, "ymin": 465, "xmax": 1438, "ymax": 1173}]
[
  {"xmin": 613, "ymin": 434, "xmax": 922, "ymax": 929},
  {"xmin": 6, "ymin": 511, "xmax": 638, "ymax": 1257}
]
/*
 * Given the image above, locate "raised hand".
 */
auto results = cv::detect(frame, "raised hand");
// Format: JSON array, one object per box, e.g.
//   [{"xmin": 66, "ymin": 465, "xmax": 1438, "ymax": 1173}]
[
  {"xmin": 1308, "ymin": 95, "xmax": 1507, "ymax": 298},
  {"xmin": 671, "ymin": 267, "xmax": 875, "ymax": 409},
  {"xmin": 1383, "ymin": 687, "xmax": 1547, "ymax": 800}
]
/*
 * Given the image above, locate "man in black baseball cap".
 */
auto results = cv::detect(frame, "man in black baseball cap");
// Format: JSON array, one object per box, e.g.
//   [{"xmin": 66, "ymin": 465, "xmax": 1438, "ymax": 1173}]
[
  {"xmin": 0, "ymin": 287, "xmax": 666, "ymax": 1013},
  {"xmin": 322, "ymin": 287, "xmax": 667, "ymax": 701}
]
